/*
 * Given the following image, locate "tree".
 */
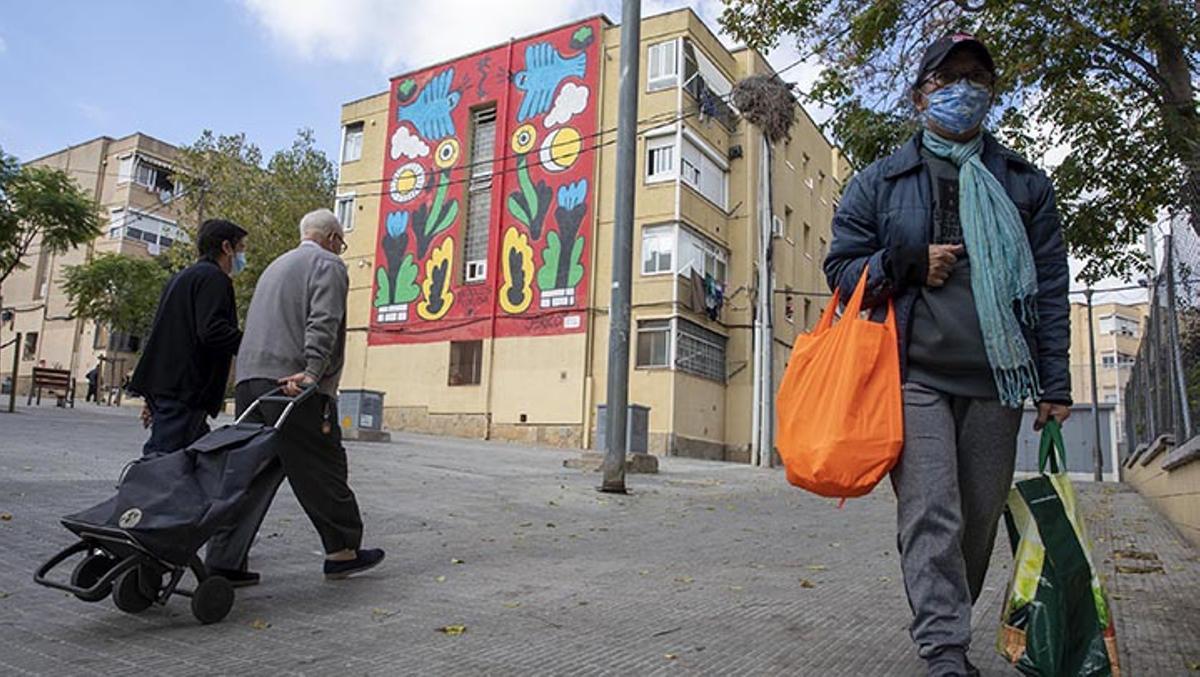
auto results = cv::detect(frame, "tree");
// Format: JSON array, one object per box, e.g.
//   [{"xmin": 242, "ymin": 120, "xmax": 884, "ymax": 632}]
[
  {"xmin": 0, "ymin": 146, "xmax": 101, "ymax": 300},
  {"xmin": 720, "ymin": 0, "xmax": 1199, "ymax": 282},
  {"xmin": 61, "ymin": 253, "xmax": 169, "ymax": 338},
  {"xmin": 168, "ymin": 129, "xmax": 337, "ymax": 320}
]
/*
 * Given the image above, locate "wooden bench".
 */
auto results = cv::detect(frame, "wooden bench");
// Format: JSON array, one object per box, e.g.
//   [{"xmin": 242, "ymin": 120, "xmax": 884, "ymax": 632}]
[{"xmin": 26, "ymin": 367, "xmax": 75, "ymax": 408}]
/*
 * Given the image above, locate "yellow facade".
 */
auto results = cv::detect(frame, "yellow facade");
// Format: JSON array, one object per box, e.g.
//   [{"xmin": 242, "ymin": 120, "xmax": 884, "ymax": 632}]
[
  {"xmin": 0, "ymin": 134, "xmax": 190, "ymax": 398},
  {"xmin": 1068, "ymin": 299, "xmax": 1150, "ymax": 447},
  {"xmin": 336, "ymin": 9, "xmax": 846, "ymax": 461}
]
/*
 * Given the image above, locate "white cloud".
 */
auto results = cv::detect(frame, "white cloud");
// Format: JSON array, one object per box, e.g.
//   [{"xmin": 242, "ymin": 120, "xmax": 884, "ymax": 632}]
[
  {"xmin": 390, "ymin": 125, "xmax": 429, "ymax": 160},
  {"xmin": 544, "ymin": 83, "xmax": 589, "ymax": 128},
  {"xmin": 241, "ymin": 0, "xmax": 591, "ymax": 73}
]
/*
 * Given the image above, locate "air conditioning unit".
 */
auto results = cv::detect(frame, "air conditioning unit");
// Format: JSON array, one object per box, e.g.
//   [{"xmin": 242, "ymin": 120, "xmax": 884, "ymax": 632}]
[{"xmin": 465, "ymin": 260, "xmax": 487, "ymax": 282}]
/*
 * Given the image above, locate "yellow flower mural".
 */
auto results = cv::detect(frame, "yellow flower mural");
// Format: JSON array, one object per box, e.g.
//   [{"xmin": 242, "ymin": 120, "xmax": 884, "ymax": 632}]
[
  {"xmin": 499, "ymin": 227, "xmax": 535, "ymax": 314},
  {"xmin": 417, "ymin": 237, "xmax": 456, "ymax": 321}
]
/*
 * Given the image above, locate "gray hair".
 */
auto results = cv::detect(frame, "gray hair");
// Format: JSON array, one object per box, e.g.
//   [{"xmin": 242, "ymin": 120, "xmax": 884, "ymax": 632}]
[{"xmin": 299, "ymin": 208, "xmax": 342, "ymax": 241}]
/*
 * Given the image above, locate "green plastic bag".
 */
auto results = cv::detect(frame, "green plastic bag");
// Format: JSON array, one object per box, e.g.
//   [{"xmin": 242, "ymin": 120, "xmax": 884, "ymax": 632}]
[{"xmin": 997, "ymin": 420, "xmax": 1120, "ymax": 676}]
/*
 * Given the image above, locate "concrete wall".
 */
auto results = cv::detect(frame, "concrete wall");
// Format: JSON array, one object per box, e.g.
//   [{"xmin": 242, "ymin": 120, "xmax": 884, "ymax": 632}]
[{"xmin": 1124, "ymin": 441, "xmax": 1200, "ymax": 548}]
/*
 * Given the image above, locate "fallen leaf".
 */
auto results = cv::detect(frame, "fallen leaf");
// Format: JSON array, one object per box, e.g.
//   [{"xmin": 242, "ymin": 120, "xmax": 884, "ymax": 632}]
[
  {"xmin": 665, "ymin": 653, "xmax": 678, "ymax": 660},
  {"xmin": 1113, "ymin": 549, "xmax": 1159, "ymax": 561},
  {"xmin": 805, "ymin": 565, "xmax": 828, "ymax": 572},
  {"xmin": 546, "ymin": 523, "xmax": 557, "ymax": 528},
  {"xmin": 674, "ymin": 576, "xmax": 694, "ymax": 584},
  {"xmin": 250, "ymin": 619, "xmax": 271, "ymax": 630},
  {"xmin": 371, "ymin": 608, "xmax": 395, "ymax": 620},
  {"xmin": 437, "ymin": 624, "xmax": 467, "ymax": 636},
  {"xmin": 548, "ymin": 500, "xmax": 559, "ymax": 507},
  {"xmin": 1115, "ymin": 563, "xmax": 1165, "ymax": 574},
  {"xmin": 435, "ymin": 576, "xmax": 446, "ymax": 583},
  {"xmin": 518, "ymin": 522, "xmax": 533, "ymax": 528},
  {"xmin": 503, "ymin": 602, "xmax": 522, "ymax": 609},
  {"xmin": 1187, "ymin": 661, "xmax": 1200, "ymax": 671},
  {"xmin": 451, "ymin": 558, "xmax": 465, "ymax": 565},
  {"xmin": 0, "ymin": 513, "xmax": 11, "ymax": 522},
  {"xmin": 878, "ymin": 576, "xmax": 891, "ymax": 583},
  {"xmin": 729, "ymin": 585, "xmax": 744, "ymax": 592},
  {"xmin": 799, "ymin": 579, "xmax": 816, "ymax": 589},
  {"xmin": 638, "ymin": 570, "xmax": 650, "ymax": 576},
  {"xmin": 0, "ymin": 591, "xmax": 9, "ymax": 599}
]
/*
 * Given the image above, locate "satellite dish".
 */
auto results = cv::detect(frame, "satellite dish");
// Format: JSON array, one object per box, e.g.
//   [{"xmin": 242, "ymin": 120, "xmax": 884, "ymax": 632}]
[{"xmin": 158, "ymin": 189, "xmax": 173, "ymax": 204}]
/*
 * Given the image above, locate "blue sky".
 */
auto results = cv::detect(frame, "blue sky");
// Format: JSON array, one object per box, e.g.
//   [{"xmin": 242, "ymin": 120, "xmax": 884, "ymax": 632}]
[{"xmin": 0, "ymin": 0, "xmax": 820, "ymax": 164}]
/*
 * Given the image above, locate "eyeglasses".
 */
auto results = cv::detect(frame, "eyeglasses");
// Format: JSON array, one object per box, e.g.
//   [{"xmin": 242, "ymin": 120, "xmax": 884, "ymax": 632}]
[
  {"xmin": 332, "ymin": 233, "xmax": 348, "ymax": 255},
  {"xmin": 922, "ymin": 67, "xmax": 996, "ymax": 90}
]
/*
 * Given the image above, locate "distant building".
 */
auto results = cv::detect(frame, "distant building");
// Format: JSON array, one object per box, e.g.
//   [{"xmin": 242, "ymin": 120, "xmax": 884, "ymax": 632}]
[
  {"xmin": 333, "ymin": 8, "xmax": 849, "ymax": 461},
  {"xmin": 1069, "ymin": 299, "xmax": 1150, "ymax": 448},
  {"xmin": 0, "ymin": 133, "xmax": 190, "ymax": 398}
]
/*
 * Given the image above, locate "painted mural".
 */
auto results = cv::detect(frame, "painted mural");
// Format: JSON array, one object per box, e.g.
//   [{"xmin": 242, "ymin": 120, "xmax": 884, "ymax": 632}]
[{"xmin": 370, "ymin": 19, "xmax": 601, "ymax": 345}]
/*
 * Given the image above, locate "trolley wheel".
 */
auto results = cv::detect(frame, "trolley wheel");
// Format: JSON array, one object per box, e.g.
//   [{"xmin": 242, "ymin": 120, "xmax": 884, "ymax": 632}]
[
  {"xmin": 70, "ymin": 552, "xmax": 116, "ymax": 602},
  {"xmin": 112, "ymin": 567, "xmax": 155, "ymax": 614},
  {"xmin": 191, "ymin": 576, "xmax": 234, "ymax": 625}
]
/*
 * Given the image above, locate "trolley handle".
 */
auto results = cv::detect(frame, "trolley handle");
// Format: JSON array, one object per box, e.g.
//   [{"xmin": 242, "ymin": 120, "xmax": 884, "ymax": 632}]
[{"xmin": 235, "ymin": 384, "xmax": 317, "ymax": 429}]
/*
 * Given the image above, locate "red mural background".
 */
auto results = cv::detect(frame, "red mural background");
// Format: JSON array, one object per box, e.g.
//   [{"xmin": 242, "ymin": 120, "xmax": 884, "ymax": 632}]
[{"xmin": 369, "ymin": 18, "xmax": 602, "ymax": 346}]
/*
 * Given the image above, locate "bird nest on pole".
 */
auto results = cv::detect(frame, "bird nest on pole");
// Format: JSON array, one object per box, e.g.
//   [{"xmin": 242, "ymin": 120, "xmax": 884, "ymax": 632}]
[{"xmin": 731, "ymin": 75, "xmax": 796, "ymax": 144}]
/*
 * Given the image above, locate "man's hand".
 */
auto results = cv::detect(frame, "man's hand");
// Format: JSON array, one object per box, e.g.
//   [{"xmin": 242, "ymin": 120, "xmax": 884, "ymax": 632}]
[
  {"xmin": 927, "ymin": 244, "xmax": 964, "ymax": 287},
  {"xmin": 1034, "ymin": 402, "xmax": 1071, "ymax": 431},
  {"xmin": 278, "ymin": 372, "xmax": 316, "ymax": 397},
  {"xmin": 140, "ymin": 405, "xmax": 152, "ymax": 429}
]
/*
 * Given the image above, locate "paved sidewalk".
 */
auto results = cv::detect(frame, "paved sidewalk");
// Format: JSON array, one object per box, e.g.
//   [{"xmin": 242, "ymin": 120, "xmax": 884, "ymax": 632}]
[{"xmin": 0, "ymin": 404, "xmax": 1197, "ymax": 675}]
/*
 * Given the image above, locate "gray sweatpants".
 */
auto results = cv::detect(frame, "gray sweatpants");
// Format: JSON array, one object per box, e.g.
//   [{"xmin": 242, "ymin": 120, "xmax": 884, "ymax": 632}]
[{"xmin": 892, "ymin": 382, "xmax": 1022, "ymax": 659}]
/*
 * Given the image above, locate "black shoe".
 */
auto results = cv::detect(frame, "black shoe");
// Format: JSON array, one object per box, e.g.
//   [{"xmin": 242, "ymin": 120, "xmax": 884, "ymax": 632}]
[
  {"xmin": 324, "ymin": 549, "xmax": 385, "ymax": 580},
  {"xmin": 209, "ymin": 568, "xmax": 261, "ymax": 588}
]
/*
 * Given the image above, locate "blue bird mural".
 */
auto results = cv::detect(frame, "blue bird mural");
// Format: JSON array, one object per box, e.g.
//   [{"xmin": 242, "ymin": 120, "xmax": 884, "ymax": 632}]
[
  {"xmin": 398, "ymin": 68, "xmax": 461, "ymax": 140},
  {"xmin": 513, "ymin": 43, "xmax": 586, "ymax": 123}
]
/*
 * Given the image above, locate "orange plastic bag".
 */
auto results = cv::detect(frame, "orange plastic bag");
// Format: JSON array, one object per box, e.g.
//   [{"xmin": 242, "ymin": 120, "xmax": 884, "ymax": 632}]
[{"xmin": 776, "ymin": 269, "xmax": 903, "ymax": 498}]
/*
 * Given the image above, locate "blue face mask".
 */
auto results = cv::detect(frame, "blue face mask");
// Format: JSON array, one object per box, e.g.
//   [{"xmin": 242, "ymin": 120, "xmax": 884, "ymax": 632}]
[
  {"xmin": 925, "ymin": 80, "xmax": 991, "ymax": 135},
  {"xmin": 232, "ymin": 251, "xmax": 247, "ymax": 275}
]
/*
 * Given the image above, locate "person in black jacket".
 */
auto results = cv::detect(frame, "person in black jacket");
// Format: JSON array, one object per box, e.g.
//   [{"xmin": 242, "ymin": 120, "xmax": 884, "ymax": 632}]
[{"xmin": 129, "ymin": 219, "xmax": 247, "ymax": 457}]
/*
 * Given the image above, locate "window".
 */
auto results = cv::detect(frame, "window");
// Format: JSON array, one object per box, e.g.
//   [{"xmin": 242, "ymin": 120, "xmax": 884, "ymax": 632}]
[
  {"xmin": 804, "ymin": 298, "xmax": 812, "ymax": 327},
  {"xmin": 106, "ymin": 209, "xmax": 186, "ymax": 255},
  {"xmin": 117, "ymin": 154, "xmax": 133, "ymax": 184},
  {"xmin": 449, "ymin": 341, "xmax": 483, "ymax": 386},
  {"xmin": 678, "ymin": 226, "xmax": 727, "ymax": 282},
  {"xmin": 642, "ymin": 225, "xmax": 674, "ymax": 275},
  {"xmin": 642, "ymin": 223, "xmax": 728, "ymax": 282},
  {"xmin": 646, "ymin": 135, "xmax": 675, "ymax": 182},
  {"xmin": 32, "ymin": 246, "xmax": 50, "ymax": 300},
  {"xmin": 1098, "ymin": 313, "xmax": 1140, "ymax": 337},
  {"xmin": 335, "ymin": 194, "xmax": 355, "ymax": 232},
  {"xmin": 784, "ymin": 206, "xmax": 794, "ymax": 242},
  {"xmin": 818, "ymin": 237, "xmax": 827, "ymax": 264},
  {"xmin": 21, "ymin": 332, "xmax": 38, "ymax": 361},
  {"xmin": 1101, "ymin": 352, "xmax": 1136, "ymax": 368},
  {"xmin": 342, "ymin": 122, "xmax": 364, "ymax": 163},
  {"xmin": 463, "ymin": 107, "xmax": 497, "ymax": 283},
  {"xmin": 636, "ymin": 319, "xmax": 671, "ymax": 367},
  {"xmin": 647, "ymin": 40, "xmax": 678, "ymax": 90},
  {"xmin": 93, "ymin": 324, "xmax": 140, "ymax": 353},
  {"xmin": 803, "ymin": 221, "xmax": 812, "ymax": 254},
  {"xmin": 680, "ymin": 137, "xmax": 727, "ymax": 208},
  {"xmin": 129, "ymin": 156, "xmax": 176, "ymax": 194},
  {"xmin": 675, "ymin": 319, "xmax": 726, "ymax": 382}
]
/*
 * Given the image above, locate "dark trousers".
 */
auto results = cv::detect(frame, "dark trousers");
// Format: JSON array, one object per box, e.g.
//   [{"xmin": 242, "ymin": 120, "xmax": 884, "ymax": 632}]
[
  {"xmin": 204, "ymin": 379, "xmax": 364, "ymax": 571},
  {"xmin": 143, "ymin": 396, "xmax": 210, "ymax": 456}
]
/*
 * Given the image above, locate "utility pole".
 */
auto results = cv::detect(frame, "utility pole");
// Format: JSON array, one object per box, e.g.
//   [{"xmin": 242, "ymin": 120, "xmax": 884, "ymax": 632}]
[
  {"xmin": 1085, "ymin": 288, "xmax": 1103, "ymax": 481},
  {"xmin": 6, "ymin": 332, "xmax": 19, "ymax": 413},
  {"xmin": 600, "ymin": 0, "xmax": 640, "ymax": 494}
]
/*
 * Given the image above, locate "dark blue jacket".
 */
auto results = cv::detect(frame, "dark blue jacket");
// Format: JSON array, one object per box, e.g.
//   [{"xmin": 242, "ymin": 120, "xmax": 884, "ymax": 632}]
[{"xmin": 823, "ymin": 131, "xmax": 1072, "ymax": 404}]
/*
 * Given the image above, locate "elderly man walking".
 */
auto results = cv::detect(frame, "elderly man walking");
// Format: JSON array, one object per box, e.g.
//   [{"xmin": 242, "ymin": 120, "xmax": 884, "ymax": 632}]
[
  {"xmin": 824, "ymin": 34, "xmax": 1071, "ymax": 676},
  {"xmin": 204, "ymin": 209, "xmax": 383, "ymax": 585}
]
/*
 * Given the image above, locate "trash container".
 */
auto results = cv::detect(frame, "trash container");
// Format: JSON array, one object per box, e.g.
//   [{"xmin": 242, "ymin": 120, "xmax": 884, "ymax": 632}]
[
  {"xmin": 339, "ymin": 389, "xmax": 385, "ymax": 433},
  {"xmin": 593, "ymin": 404, "xmax": 649, "ymax": 453}
]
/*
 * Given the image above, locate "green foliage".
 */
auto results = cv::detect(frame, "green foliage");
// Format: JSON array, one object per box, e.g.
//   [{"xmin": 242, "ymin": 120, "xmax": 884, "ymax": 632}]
[
  {"xmin": 537, "ymin": 232, "xmax": 561, "ymax": 292},
  {"xmin": 0, "ymin": 146, "xmax": 101, "ymax": 294},
  {"xmin": 394, "ymin": 254, "xmax": 420, "ymax": 304},
  {"xmin": 61, "ymin": 253, "xmax": 168, "ymax": 337},
  {"xmin": 720, "ymin": 0, "xmax": 1200, "ymax": 282},
  {"xmin": 172, "ymin": 129, "xmax": 336, "ymax": 321}
]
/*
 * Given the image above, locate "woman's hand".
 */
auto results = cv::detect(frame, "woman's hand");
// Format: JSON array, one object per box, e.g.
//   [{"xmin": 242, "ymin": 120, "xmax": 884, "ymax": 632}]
[{"xmin": 927, "ymin": 244, "xmax": 964, "ymax": 287}]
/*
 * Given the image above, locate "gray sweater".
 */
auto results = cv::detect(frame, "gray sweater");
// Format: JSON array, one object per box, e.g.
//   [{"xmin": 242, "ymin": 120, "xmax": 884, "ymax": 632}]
[{"xmin": 236, "ymin": 241, "xmax": 347, "ymax": 396}]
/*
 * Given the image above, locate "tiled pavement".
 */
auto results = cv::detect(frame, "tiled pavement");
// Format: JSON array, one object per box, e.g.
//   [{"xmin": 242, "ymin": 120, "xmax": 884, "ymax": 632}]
[{"xmin": 0, "ymin": 404, "xmax": 1196, "ymax": 675}]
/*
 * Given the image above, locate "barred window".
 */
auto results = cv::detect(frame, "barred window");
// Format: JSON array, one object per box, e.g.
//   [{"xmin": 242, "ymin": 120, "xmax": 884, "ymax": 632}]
[{"xmin": 675, "ymin": 319, "xmax": 726, "ymax": 382}]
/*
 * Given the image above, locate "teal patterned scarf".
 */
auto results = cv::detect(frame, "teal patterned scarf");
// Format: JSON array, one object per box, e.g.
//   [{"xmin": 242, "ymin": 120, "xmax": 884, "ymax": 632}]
[{"xmin": 922, "ymin": 130, "xmax": 1041, "ymax": 408}]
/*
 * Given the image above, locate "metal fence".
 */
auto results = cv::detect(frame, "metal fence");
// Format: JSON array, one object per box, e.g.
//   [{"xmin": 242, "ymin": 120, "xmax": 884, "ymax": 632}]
[{"xmin": 1124, "ymin": 217, "xmax": 1200, "ymax": 452}]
